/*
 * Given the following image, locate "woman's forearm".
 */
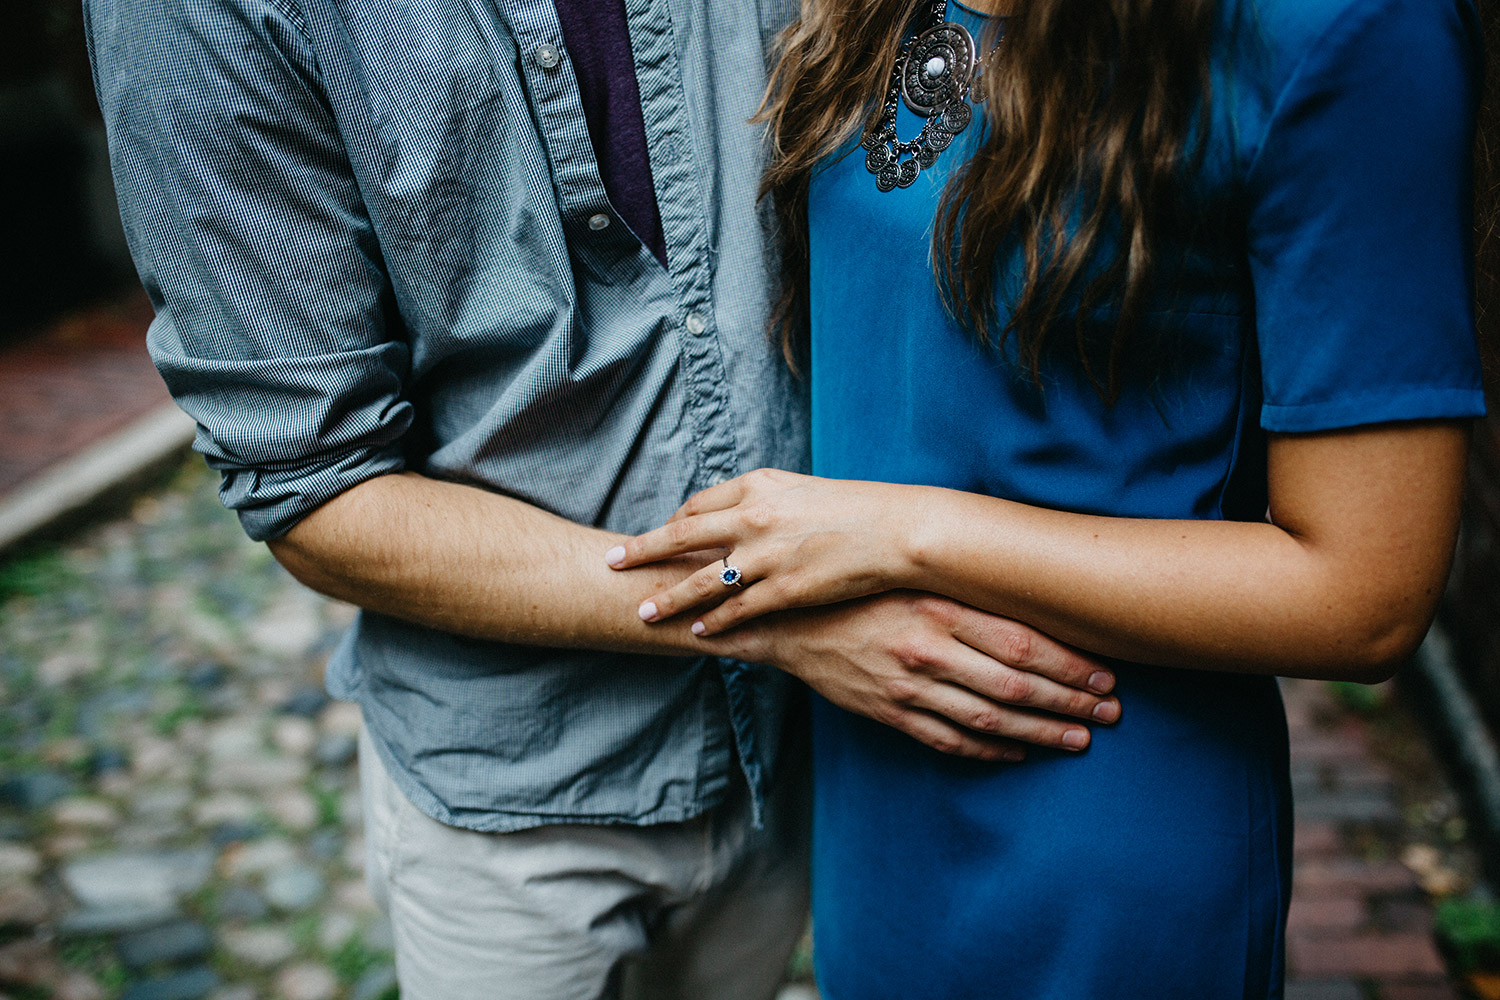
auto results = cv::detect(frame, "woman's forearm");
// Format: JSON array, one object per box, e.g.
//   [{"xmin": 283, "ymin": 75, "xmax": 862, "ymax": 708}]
[
  {"xmin": 902, "ymin": 496, "xmax": 1400, "ymax": 679},
  {"xmin": 897, "ymin": 422, "xmax": 1469, "ymax": 681},
  {"xmin": 618, "ymin": 421, "xmax": 1470, "ymax": 682}
]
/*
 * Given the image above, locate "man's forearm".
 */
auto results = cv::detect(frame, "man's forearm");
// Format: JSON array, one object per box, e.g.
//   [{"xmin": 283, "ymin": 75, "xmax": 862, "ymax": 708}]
[
  {"xmin": 268, "ymin": 471, "xmax": 714, "ymax": 656},
  {"xmin": 269, "ymin": 470, "xmax": 1120, "ymax": 759}
]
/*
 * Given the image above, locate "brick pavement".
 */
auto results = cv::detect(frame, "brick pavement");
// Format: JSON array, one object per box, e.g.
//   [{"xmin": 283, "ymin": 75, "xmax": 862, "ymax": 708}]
[
  {"xmin": 0, "ymin": 291, "xmax": 166, "ymax": 498},
  {"xmin": 1282, "ymin": 678, "xmax": 1468, "ymax": 1000}
]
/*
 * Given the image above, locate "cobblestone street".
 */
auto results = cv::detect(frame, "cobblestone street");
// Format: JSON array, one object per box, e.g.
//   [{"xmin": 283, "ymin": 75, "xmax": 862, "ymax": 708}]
[{"xmin": 0, "ymin": 457, "xmax": 1489, "ymax": 1000}]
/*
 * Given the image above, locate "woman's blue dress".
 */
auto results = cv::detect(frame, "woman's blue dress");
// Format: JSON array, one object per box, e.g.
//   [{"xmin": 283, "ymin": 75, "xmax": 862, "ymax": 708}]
[{"xmin": 806, "ymin": 0, "xmax": 1486, "ymax": 996}]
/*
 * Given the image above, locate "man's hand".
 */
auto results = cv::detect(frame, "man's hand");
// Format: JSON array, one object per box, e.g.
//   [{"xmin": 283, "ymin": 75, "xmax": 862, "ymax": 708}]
[{"xmin": 712, "ymin": 592, "xmax": 1121, "ymax": 762}]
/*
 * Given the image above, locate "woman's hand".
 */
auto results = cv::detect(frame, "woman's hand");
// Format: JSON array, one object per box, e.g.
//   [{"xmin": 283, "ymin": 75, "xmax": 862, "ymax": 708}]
[{"xmin": 605, "ymin": 468, "xmax": 922, "ymax": 635}]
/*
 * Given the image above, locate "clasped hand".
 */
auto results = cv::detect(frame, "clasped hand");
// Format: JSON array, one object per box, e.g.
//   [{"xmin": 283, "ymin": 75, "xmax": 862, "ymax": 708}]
[
  {"xmin": 606, "ymin": 469, "xmax": 1121, "ymax": 760},
  {"xmin": 606, "ymin": 468, "xmax": 919, "ymax": 635}
]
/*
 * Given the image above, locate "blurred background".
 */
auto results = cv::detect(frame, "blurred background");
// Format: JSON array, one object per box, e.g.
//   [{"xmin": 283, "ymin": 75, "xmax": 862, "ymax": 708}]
[{"xmin": 1, "ymin": 1, "xmax": 1499, "ymax": 999}]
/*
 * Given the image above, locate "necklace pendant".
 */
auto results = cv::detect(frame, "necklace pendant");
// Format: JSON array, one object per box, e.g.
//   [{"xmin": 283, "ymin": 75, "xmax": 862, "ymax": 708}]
[
  {"xmin": 900, "ymin": 22, "xmax": 976, "ymax": 116},
  {"xmin": 863, "ymin": 2, "xmax": 984, "ymax": 193}
]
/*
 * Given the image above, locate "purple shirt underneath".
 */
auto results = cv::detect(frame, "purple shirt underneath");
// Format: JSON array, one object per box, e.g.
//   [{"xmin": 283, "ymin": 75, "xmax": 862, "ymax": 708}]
[{"xmin": 553, "ymin": 0, "xmax": 667, "ymax": 265}]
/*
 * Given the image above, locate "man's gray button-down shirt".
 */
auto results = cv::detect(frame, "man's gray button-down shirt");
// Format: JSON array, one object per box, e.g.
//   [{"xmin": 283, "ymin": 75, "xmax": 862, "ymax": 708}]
[{"xmin": 84, "ymin": 0, "xmax": 808, "ymax": 831}]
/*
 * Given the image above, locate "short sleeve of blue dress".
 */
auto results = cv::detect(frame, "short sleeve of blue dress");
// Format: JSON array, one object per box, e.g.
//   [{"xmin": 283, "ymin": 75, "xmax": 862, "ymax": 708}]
[
  {"xmin": 1247, "ymin": 0, "xmax": 1484, "ymax": 433},
  {"xmin": 804, "ymin": 2, "xmax": 1484, "ymax": 999}
]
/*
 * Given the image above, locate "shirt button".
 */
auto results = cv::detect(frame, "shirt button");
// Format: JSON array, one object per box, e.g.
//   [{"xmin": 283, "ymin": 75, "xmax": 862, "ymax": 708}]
[
  {"xmin": 685, "ymin": 312, "xmax": 708, "ymax": 336},
  {"xmin": 588, "ymin": 213, "xmax": 611, "ymax": 231},
  {"xmin": 533, "ymin": 43, "xmax": 562, "ymax": 70}
]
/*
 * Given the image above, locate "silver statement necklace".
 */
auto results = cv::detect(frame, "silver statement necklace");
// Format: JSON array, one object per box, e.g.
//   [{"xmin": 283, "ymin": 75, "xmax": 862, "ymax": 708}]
[{"xmin": 861, "ymin": 0, "xmax": 983, "ymax": 192}]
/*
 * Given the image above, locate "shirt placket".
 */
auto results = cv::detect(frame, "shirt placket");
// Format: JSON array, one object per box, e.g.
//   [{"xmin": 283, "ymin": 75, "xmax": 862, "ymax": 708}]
[
  {"xmin": 621, "ymin": 0, "xmax": 768, "ymax": 816},
  {"xmin": 499, "ymin": 1, "xmax": 644, "ymax": 270},
  {"xmin": 498, "ymin": 0, "xmax": 757, "ymax": 817},
  {"xmin": 622, "ymin": 0, "xmax": 741, "ymax": 493}
]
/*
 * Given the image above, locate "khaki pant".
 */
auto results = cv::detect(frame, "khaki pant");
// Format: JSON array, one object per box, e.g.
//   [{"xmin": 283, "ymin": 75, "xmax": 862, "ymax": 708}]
[{"xmin": 359, "ymin": 727, "xmax": 810, "ymax": 1000}]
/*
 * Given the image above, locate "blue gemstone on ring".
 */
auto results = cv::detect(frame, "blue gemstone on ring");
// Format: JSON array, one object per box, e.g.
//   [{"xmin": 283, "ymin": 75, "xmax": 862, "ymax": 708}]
[{"xmin": 720, "ymin": 565, "xmax": 743, "ymax": 586}]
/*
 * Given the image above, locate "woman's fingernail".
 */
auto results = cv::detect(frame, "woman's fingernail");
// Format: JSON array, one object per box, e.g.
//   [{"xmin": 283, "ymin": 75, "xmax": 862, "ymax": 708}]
[
  {"xmin": 691, "ymin": 621, "xmax": 707, "ymax": 636},
  {"xmin": 638, "ymin": 601, "xmax": 658, "ymax": 622},
  {"xmin": 1088, "ymin": 671, "xmax": 1114, "ymax": 694},
  {"xmin": 1093, "ymin": 701, "xmax": 1120, "ymax": 723},
  {"xmin": 1002, "ymin": 749, "xmax": 1026, "ymax": 763},
  {"xmin": 1061, "ymin": 729, "xmax": 1089, "ymax": 750},
  {"xmin": 605, "ymin": 546, "xmax": 627, "ymax": 567}
]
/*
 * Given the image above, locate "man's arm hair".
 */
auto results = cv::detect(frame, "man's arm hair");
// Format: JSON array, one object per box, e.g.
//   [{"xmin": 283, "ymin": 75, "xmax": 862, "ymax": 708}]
[{"xmin": 268, "ymin": 470, "xmax": 714, "ymax": 656}]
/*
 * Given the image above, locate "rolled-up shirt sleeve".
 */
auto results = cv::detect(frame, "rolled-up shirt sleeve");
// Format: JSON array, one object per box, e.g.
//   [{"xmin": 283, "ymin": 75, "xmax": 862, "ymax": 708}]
[{"xmin": 84, "ymin": 0, "xmax": 412, "ymax": 541}]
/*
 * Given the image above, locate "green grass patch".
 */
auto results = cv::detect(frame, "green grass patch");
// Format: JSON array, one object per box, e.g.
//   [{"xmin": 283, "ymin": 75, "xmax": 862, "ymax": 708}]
[
  {"xmin": 331, "ymin": 934, "xmax": 383, "ymax": 985},
  {"xmin": 1326, "ymin": 680, "xmax": 1386, "ymax": 715},
  {"xmin": 1435, "ymin": 897, "xmax": 1500, "ymax": 972},
  {"xmin": 0, "ymin": 547, "xmax": 75, "ymax": 602}
]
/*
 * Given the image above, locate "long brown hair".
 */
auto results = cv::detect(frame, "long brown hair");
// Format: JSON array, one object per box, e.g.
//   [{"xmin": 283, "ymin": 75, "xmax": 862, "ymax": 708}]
[{"xmin": 759, "ymin": 0, "xmax": 1218, "ymax": 397}]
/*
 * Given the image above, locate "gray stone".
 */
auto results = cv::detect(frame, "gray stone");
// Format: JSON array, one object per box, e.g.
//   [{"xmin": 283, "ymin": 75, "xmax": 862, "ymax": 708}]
[
  {"xmin": 133, "ymin": 787, "xmax": 193, "ymax": 819},
  {"xmin": 272, "ymin": 717, "xmax": 317, "ymax": 757},
  {"xmin": 221, "ymin": 838, "xmax": 298, "ymax": 878},
  {"xmin": 275, "ymin": 962, "xmax": 338, "ymax": 1000},
  {"xmin": 317, "ymin": 911, "xmax": 358, "ymax": 951},
  {"xmin": 205, "ymin": 718, "xmax": 263, "ymax": 762},
  {"xmin": 220, "ymin": 926, "xmax": 296, "ymax": 968},
  {"xmin": 308, "ymin": 829, "xmax": 342, "ymax": 863},
  {"xmin": 204, "ymin": 754, "xmax": 308, "ymax": 792},
  {"xmin": 88, "ymin": 749, "xmax": 130, "ymax": 776},
  {"xmin": 207, "ymin": 987, "xmax": 256, "ymax": 1000},
  {"xmin": 194, "ymin": 793, "xmax": 259, "ymax": 830},
  {"xmin": 131, "ymin": 738, "xmax": 191, "ymax": 782},
  {"xmin": 0, "ymin": 843, "xmax": 42, "ymax": 880},
  {"xmin": 351, "ymin": 964, "xmax": 397, "ymax": 1000},
  {"xmin": 54, "ymin": 970, "xmax": 107, "ymax": 1000},
  {"xmin": 39, "ymin": 650, "xmax": 95, "ymax": 687},
  {"xmin": 119, "ymin": 967, "xmax": 220, "ymax": 1000},
  {"xmin": 185, "ymin": 664, "xmax": 227, "ymax": 691},
  {"xmin": 117, "ymin": 921, "xmax": 215, "ymax": 970},
  {"xmin": 264, "ymin": 864, "xmax": 325, "ymax": 911},
  {"xmin": 62, "ymin": 848, "xmax": 215, "ymax": 909},
  {"xmin": 0, "ymin": 882, "xmax": 49, "ymax": 926},
  {"xmin": 268, "ymin": 789, "xmax": 318, "ymax": 831},
  {"xmin": 280, "ymin": 687, "xmax": 330, "ymax": 719},
  {"xmin": 0, "ymin": 934, "xmax": 62, "ymax": 986},
  {"xmin": 210, "ymin": 823, "xmax": 266, "ymax": 849},
  {"xmin": 117, "ymin": 819, "xmax": 191, "ymax": 849},
  {"xmin": 318, "ymin": 701, "xmax": 362, "ymax": 737},
  {"xmin": 214, "ymin": 886, "xmax": 269, "ymax": 923},
  {"xmin": 201, "ymin": 685, "xmax": 245, "ymax": 715},
  {"xmin": 314, "ymin": 733, "xmax": 356, "ymax": 769},
  {"xmin": 248, "ymin": 597, "xmax": 324, "ymax": 660},
  {"xmin": 51, "ymin": 797, "xmax": 122, "ymax": 829},
  {"xmin": 0, "ymin": 771, "xmax": 74, "ymax": 809},
  {"xmin": 57, "ymin": 903, "xmax": 179, "ymax": 937}
]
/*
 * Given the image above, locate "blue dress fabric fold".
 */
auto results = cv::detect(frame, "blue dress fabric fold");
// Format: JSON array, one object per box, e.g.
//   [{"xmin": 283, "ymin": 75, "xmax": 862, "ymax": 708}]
[{"xmin": 806, "ymin": 0, "xmax": 1485, "ymax": 996}]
